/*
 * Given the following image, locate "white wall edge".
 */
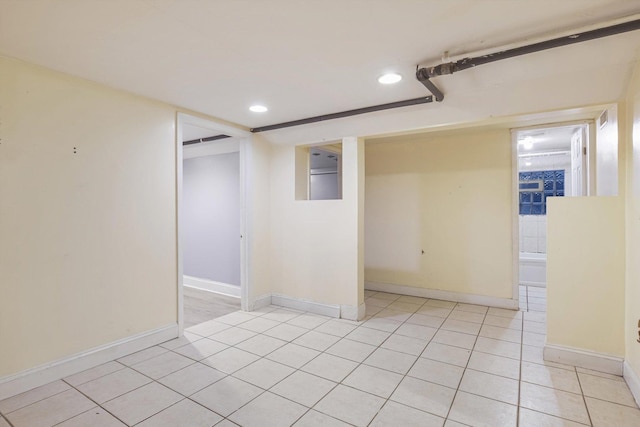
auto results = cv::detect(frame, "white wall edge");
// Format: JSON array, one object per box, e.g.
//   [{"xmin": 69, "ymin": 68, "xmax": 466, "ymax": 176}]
[
  {"xmin": 184, "ymin": 276, "xmax": 241, "ymax": 298},
  {"xmin": 0, "ymin": 324, "xmax": 178, "ymax": 401},
  {"xmin": 341, "ymin": 303, "xmax": 366, "ymax": 321},
  {"xmin": 272, "ymin": 294, "xmax": 341, "ymax": 318},
  {"xmin": 520, "ymin": 280, "xmax": 546, "ymax": 287},
  {"xmin": 365, "ymin": 281, "xmax": 519, "ymax": 310},
  {"xmin": 249, "ymin": 294, "xmax": 272, "ymax": 311},
  {"xmin": 624, "ymin": 360, "xmax": 640, "ymax": 407},
  {"xmin": 543, "ymin": 343, "xmax": 624, "ymax": 376}
]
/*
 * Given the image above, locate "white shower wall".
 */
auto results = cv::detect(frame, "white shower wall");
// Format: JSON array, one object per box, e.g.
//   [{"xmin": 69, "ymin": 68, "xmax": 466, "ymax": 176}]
[{"xmin": 520, "ymin": 215, "xmax": 547, "ymax": 254}]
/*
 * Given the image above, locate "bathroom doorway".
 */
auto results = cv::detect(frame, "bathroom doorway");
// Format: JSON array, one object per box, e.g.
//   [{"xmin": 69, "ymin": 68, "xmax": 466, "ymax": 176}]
[{"xmin": 515, "ymin": 123, "xmax": 589, "ymax": 290}]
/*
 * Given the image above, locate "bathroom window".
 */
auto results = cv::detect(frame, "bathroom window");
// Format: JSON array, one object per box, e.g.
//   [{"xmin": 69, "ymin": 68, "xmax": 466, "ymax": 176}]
[{"xmin": 519, "ymin": 170, "xmax": 564, "ymax": 215}]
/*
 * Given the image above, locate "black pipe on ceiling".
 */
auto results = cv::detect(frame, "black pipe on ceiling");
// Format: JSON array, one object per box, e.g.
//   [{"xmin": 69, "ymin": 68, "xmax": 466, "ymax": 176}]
[
  {"xmin": 183, "ymin": 134, "xmax": 231, "ymax": 145},
  {"xmin": 250, "ymin": 96, "xmax": 433, "ymax": 133},
  {"xmin": 417, "ymin": 18, "xmax": 640, "ymax": 80}
]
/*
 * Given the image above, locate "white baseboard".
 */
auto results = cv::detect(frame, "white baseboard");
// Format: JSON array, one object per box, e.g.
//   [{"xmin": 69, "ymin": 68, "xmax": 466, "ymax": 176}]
[
  {"xmin": 520, "ymin": 281, "xmax": 546, "ymax": 288},
  {"xmin": 365, "ymin": 281, "xmax": 519, "ymax": 310},
  {"xmin": 0, "ymin": 324, "xmax": 178, "ymax": 401},
  {"xmin": 272, "ymin": 294, "xmax": 341, "ymax": 318},
  {"xmin": 624, "ymin": 360, "xmax": 640, "ymax": 407},
  {"xmin": 184, "ymin": 276, "xmax": 240, "ymax": 298},
  {"xmin": 543, "ymin": 344, "xmax": 624, "ymax": 376},
  {"xmin": 249, "ymin": 294, "xmax": 272, "ymax": 311},
  {"xmin": 341, "ymin": 303, "xmax": 366, "ymax": 321}
]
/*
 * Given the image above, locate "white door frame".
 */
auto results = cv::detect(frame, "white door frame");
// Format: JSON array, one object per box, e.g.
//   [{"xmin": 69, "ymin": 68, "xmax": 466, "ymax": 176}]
[{"xmin": 176, "ymin": 113, "xmax": 251, "ymax": 335}]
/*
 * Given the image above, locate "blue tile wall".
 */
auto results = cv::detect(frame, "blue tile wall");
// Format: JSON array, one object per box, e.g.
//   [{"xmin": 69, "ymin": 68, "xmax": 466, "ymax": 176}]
[{"xmin": 519, "ymin": 169, "xmax": 565, "ymax": 215}]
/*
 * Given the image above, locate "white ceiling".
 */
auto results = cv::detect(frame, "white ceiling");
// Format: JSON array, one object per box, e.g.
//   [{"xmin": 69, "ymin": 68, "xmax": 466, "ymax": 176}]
[{"xmin": 2, "ymin": 1, "xmax": 640, "ymax": 138}]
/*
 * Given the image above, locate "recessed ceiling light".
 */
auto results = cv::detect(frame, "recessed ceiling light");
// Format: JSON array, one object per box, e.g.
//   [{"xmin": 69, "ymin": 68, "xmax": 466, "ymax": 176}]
[
  {"xmin": 519, "ymin": 136, "xmax": 534, "ymax": 150},
  {"xmin": 378, "ymin": 73, "xmax": 402, "ymax": 84},
  {"xmin": 249, "ymin": 105, "xmax": 268, "ymax": 113},
  {"xmin": 525, "ymin": 161, "xmax": 532, "ymax": 166}
]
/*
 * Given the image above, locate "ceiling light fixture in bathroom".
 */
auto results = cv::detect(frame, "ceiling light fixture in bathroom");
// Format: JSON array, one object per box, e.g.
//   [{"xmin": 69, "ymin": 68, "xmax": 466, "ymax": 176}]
[
  {"xmin": 520, "ymin": 136, "xmax": 534, "ymax": 150},
  {"xmin": 378, "ymin": 73, "xmax": 402, "ymax": 84},
  {"xmin": 249, "ymin": 105, "xmax": 268, "ymax": 113}
]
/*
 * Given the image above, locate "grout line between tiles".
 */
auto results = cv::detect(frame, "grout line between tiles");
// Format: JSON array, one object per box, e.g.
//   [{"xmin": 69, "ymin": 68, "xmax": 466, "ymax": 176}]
[{"xmin": 576, "ymin": 368, "xmax": 595, "ymax": 426}]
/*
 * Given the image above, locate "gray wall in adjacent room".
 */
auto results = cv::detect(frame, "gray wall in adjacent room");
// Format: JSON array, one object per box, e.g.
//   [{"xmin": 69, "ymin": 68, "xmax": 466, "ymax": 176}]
[{"xmin": 183, "ymin": 152, "xmax": 240, "ymax": 286}]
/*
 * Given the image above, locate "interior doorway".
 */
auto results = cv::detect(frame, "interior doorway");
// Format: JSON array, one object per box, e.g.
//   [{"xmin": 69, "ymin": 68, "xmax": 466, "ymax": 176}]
[
  {"xmin": 514, "ymin": 122, "xmax": 590, "ymax": 290},
  {"xmin": 176, "ymin": 113, "xmax": 250, "ymax": 332}
]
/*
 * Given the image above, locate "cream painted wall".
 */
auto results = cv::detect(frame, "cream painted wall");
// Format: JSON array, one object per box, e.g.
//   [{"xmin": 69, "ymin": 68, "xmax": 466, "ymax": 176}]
[
  {"xmin": 0, "ymin": 56, "xmax": 178, "ymax": 377},
  {"xmin": 625, "ymin": 60, "xmax": 640, "ymax": 379},
  {"xmin": 546, "ymin": 197, "xmax": 625, "ymax": 356},
  {"xmin": 269, "ymin": 137, "xmax": 364, "ymax": 311},
  {"xmin": 365, "ymin": 129, "xmax": 513, "ymax": 299}
]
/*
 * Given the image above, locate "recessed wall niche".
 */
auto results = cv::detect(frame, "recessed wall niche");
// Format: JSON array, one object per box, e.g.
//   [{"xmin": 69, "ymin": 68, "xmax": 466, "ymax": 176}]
[{"xmin": 295, "ymin": 142, "xmax": 342, "ymax": 200}]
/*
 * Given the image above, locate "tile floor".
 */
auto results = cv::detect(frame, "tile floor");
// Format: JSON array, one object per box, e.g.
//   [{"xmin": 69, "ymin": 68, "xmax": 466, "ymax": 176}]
[{"xmin": 1, "ymin": 286, "xmax": 639, "ymax": 426}]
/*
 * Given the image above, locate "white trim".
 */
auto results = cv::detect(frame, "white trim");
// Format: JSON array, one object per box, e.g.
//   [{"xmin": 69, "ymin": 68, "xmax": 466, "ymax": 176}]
[
  {"xmin": 272, "ymin": 294, "xmax": 341, "ymax": 318},
  {"xmin": 183, "ymin": 276, "xmax": 240, "ymax": 298},
  {"xmin": 183, "ymin": 139, "xmax": 240, "ymax": 159},
  {"xmin": 624, "ymin": 360, "xmax": 640, "ymax": 407},
  {"xmin": 249, "ymin": 294, "xmax": 272, "ymax": 311},
  {"xmin": 520, "ymin": 280, "xmax": 546, "ymax": 287},
  {"xmin": 0, "ymin": 324, "xmax": 178, "ymax": 401},
  {"xmin": 543, "ymin": 344, "xmax": 624, "ymax": 375},
  {"xmin": 510, "ymin": 130, "xmax": 520, "ymax": 303},
  {"xmin": 365, "ymin": 281, "xmax": 519, "ymax": 310},
  {"xmin": 341, "ymin": 303, "xmax": 366, "ymax": 321}
]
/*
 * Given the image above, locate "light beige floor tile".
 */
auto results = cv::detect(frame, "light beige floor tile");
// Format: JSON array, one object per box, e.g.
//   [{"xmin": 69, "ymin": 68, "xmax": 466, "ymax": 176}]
[
  {"xmin": 293, "ymin": 330, "xmax": 341, "ymax": 351},
  {"xmin": 374, "ymin": 308, "xmax": 412, "ymax": 322},
  {"xmin": 386, "ymin": 301, "xmax": 422, "ymax": 313},
  {"xmin": 262, "ymin": 308, "xmax": 303, "ymax": 323},
  {"xmin": 370, "ymin": 401, "xmax": 444, "ymax": 427},
  {"xmin": 576, "ymin": 367, "xmax": 623, "ymax": 381},
  {"xmin": 237, "ymin": 316, "xmax": 281, "ymax": 333},
  {"xmin": 64, "ymin": 361, "xmax": 125, "ymax": 387},
  {"xmin": 444, "ymin": 420, "xmax": 468, "ymax": 427},
  {"xmin": 474, "ymin": 336, "xmax": 521, "ymax": 360},
  {"xmin": 578, "ymin": 372, "xmax": 637, "ymax": 407},
  {"xmin": 209, "ymin": 327, "xmax": 257, "ymax": 346},
  {"xmin": 132, "ymin": 351, "xmax": 194, "ymax": 379},
  {"xmin": 314, "ymin": 384, "xmax": 385, "ymax": 427},
  {"xmin": 0, "ymin": 380, "xmax": 70, "ymax": 414},
  {"xmin": 425, "ymin": 300, "xmax": 457, "ymax": 309},
  {"xmin": 214, "ymin": 420, "xmax": 241, "ymax": 427},
  {"xmin": 235, "ymin": 334, "xmax": 287, "ymax": 356},
  {"xmin": 216, "ymin": 311, "xmax": 256, "ymax": 325},
  {"xmin": 408, "ymin": 357, "xmax": 464, "ymax": 388},
  {"xmin": 191, "ymin": 376, "xmax": 262, "ymax": 417},
  {"xmin": 523, "ymin": 331, "xmax": 546, "ymax": 347},
  {"xmin": 5, "ymin": 389, "xmax": 95, "ymax": 427},
  {"xmin": 365, "ymin": 304, "xmax": 384, "ymax": 317},
  {"xmin": 586, "ymin": 396, "xmax": 640, "ymax": 427},
  {"xmin": 523, "ymin": 320, "xmax": 547, "ymax": 334},
  {"xmin": 293, "ymin": 410, "xmax": 351, "ymax": 426},
  {"xmin": 448, "ymin": 391, "xmax": 517, "ymax": 427},
  {"xmin": 394, "ymin": 323, "xmax": 437, "ymax": 340},
  {"xmin": 487, "ymin": 308, "xmax": 522, "ymax": 319},
  {"xmin": 518, "ymin": 407, "xmax": 588, "ymax": 427},
  {"xmin": 201, "ymin": 347, "xmax": 260, "ymax": 374},
  {"xmin": 479, "ymin": 324, "xmax": 522, "ymax": 343},
  {"xmin": 523, "ymin": 311, "xmax": 547, "ymax": 323},
  {"xmin": 270, "ymin": 370, "xmax": 336, "ymax": 406},
  {"xmin": 286, "ymin": 314, "xmax": 330, "ymax": 329},
  {"xmin": 263, "ymin": 323, "xmax": 308, "ymax": 341},
  {"xmin": 185, "ymin": 320, "xmax": 231, "ymax": 337},
  {"xmin": 362, "ymin": 316, "xmax": 403, "ymax": 332},
  {"xmin": 397, "ymin": 295, "xmax": 429, "ymax": 305},
  {"xmin": 521, "ymin": 345, "xmax": 575, "ymax": 371},
  {"xmin": 417, "ymin": 305, "xmax": 453, "ymax": 318},
  {"xmin": 343, "ymin": 364, "xmax": 403, "ymax": 398},
  {"xmin": 421, "ymin": 342, "xmax": 471, "ymax": 367},
  {"xmin": 483, "ymin": 314, "xmax": 523, "ymax": 330},
  {"xmin": 455, "ymin": 303, "xmax": 489, "ymax": 314},
  {"xmin": 326, "ymin": 338, "xmax": 377, "ymax": 362},
  {"xmin": 265, "ymin": 343, "xmax": 320, "ymax": 368},
  {"xmin": 159, "ymin": 332, "xmax": 202, "ymax": 350},
  {"xmin": 522, "ymin": 361, "xmax": 581, "ymax": 393},
  {"xmin": 233, "ymin": 358, "xmax": 294, "ymax": 389},
  {"xmin": 346, "ymin": 327, "xmax": 391, "ymax": 346},
  {"xmin": 117, "ymin": 346, "xmax": 168, "ymax": 367},
  {"xmin": 520, "ymin": 382, "xmax": 590, "ymax": 425},
  {"xmin": 365, "ymin": 297, "xmax": 394, "ymax": 308},
  {"xmin": 459, "ymin": 369, "xmax": 519, "ymax": 405},
  {"xmin": 56, "ymin": 407, "xmax": 126, "ymax": 427},
  {"xmin": 157, "ymin": 362, "xmax": 226, "ymax": 396},
  {"xmin": 371, "ymin": 292, "xmax": 402, "ymax": 301},
  {"xmin": 102, "ymin": 383, "xmax": 182, "ymax": 426},
  {"xmin": 467, "ymin": 351, "xmax": 520, "ymax": 380},
  {"xmin": 313, "ymin": 319, "xmax": 359, "ymax": 337},
  {"xmin": 406, "ymin": 313, "xmax": 445, "ymax": 328},
  {"xmin": 76, "ymin": 367, "xmax": 151, "ymax": 404},
  {"xmin": 441, "ymin": 319, "xmax": 481, "ymax": 335},
  {"xmin": 528, "ymin": 303, "xmax": 547, "ymax": 312},
  {"xmin": 0, "ymin": 417, "xmax": 9, "ymax": 427},
  {"xmin": 381, "ymin": 334, "xmax": 429, "ymax": 356},
  {"xmin": 173, "ymin": 338, "xmax": 229, "ymax": 361},
  {"xmin": 301, "ymin": 353, "xmax": 358, "ymax": 382},
  {"xmin": 449, "ymin": 310, "xmax": 485, "ymax": 324},
  {"xmin": 390, "ymin": 376, "xmax": 456, "ymax": 418},
  {"xmin": 432, "ymin": 330, "xmax": 477, "ymax": 350},
  {"xmin": 230, "ymin": 392, "xmax": 307, "ymax": 427},
  {"xmin": 364, "ymin": 347, "xmax": 418, "ymax": 374},
  {"xmin": 136, "ymin": 399, "xmax": 222, "ymax": 427}
]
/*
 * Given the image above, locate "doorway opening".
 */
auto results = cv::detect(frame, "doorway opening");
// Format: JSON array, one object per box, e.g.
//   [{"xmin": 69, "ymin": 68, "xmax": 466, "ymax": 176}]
[
  {"xmin": 177, "ymin": 113, "xmax": 250, "ymax": 332},
  {"xmin": 514, "ymin": 122, "xmax": 590, "ymax": 297}
]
